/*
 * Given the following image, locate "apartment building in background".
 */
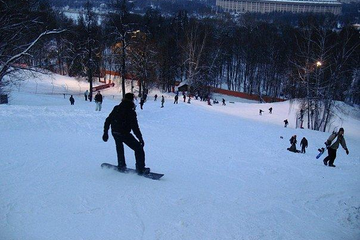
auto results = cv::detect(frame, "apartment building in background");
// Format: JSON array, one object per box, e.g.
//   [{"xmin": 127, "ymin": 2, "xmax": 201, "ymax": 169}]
[{"xmin": 216, "ymin": 0, "xmax": 343, "ymax": 15}]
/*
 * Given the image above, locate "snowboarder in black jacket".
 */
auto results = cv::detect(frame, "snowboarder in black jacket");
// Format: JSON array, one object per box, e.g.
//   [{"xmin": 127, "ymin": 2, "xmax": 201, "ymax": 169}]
[
  {"xmin": 102, "ymin": 93, "xmax": 149, "ymax": 174},
  {"xmin": 300, "ymin": 137, "xmax": 308, "ymax": 153}
]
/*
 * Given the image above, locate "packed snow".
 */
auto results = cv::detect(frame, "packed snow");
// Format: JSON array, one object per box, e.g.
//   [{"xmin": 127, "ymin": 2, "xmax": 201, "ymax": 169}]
[{"xmin": 1, "ymin": 71, "xmax": 359, "ymax": 240}]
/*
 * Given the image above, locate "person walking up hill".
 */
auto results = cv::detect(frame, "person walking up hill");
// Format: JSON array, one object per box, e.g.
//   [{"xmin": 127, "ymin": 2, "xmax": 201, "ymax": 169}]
[{"xmin": 323, "ymin": 128, "xmax": 349, "ymax": 167}]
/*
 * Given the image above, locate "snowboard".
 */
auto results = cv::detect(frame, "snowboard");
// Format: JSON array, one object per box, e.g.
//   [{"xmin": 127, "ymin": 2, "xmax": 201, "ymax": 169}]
[
  {"xmin": 101, "ymin": 163, "xmax": 164, "ymax": 180},
  {"xmin": 316, "ymin": 148, "xmax": 325, "ymax": 159}
]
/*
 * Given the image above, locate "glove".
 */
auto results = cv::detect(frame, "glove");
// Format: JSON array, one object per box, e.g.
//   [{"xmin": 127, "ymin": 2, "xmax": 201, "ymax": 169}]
[
  {"xmin": 139, "ymin": 138, "xmax": 145, "ymax": 147},
  {"xmin": 102, "ymin": 132, "xmax": 109, "ymax": 142},
  {"xmin": 346, "ymin": 149, "xmax": 349, "ymax": 155}
]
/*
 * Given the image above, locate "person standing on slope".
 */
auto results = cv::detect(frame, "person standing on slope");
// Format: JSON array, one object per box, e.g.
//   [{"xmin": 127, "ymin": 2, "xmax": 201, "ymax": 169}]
[
  {"xmin": 161, "ymin": 95, "xmax": 165, "ymax": 108},
  {"xmin": 323, "ymin": 128, "xmax": 349, "ymax": 167},
  {"xmin": 300, "ymin": 137, "xmax": 308, "ymax": 153},
  {"xmin": 69, "ymin": 95, "xmax": 75, "ymax": 105},
  {"xmin": 102, "ymin": 93, "xmax": 149, "ymax": 174},
  {"xmin": 95, "ymin": 91, "xmax": 103, "ymax": 111}
]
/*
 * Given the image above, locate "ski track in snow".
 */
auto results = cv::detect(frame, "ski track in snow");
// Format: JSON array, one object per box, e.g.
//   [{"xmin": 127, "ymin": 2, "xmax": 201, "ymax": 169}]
[{"xmin": 1, "ymin": 72, "xmax": 360, "ymax": 240}]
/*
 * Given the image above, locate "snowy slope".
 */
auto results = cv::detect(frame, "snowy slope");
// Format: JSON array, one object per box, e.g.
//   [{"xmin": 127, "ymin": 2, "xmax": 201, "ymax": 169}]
[{"xmin": 1, "ymin": 72, "xmax": 359, "ymax": 240}]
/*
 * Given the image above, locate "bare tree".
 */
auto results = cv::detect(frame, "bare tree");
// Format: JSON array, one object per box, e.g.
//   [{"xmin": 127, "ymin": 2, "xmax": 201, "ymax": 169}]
[
  {"xmin": 128, "ymin": 31, "xmax": 157, "ymax": 97},
  {"xmin": 291, "ymin": 23, "xmax": 360, "ymax": 132},
  {"xmin": 0, "ymin": 0, "xmax": 64, "ymax": 94},
  {"xmin": 107, "ymin": 0, "xmax": 134, "ymax": 99}
]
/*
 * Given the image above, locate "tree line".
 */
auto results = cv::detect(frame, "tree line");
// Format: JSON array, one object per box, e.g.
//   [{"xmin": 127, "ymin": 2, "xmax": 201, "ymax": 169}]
[{"xmin": 1, "ymin": 0, "xmax": 359, "ymax": 131}]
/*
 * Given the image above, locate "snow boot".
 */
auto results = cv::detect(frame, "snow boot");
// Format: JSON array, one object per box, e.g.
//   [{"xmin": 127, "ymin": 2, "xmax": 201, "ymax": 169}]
[
  {"xmin": 323, "ymin": 159, "xmax": 327, "ymax": 166},
  {"xmin": 117, "ymin": 165, "xmax": 127, "ymax": 172},
  {"xmin": 136, "ymin": 167, "xmax": 150, "ymax": 175},
  {"xmin": 328, "ymin": 164, "xmax": 336, "ymax": 167}
]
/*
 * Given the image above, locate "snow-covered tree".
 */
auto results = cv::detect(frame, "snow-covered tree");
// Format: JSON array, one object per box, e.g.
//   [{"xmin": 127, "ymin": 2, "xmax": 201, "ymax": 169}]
[{"xmin": 0, "ymin": 0, "xmax": 64, "ymax": 95}]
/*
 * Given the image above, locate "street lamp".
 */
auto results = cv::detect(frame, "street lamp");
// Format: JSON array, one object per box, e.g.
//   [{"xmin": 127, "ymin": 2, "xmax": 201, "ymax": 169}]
[{"xmin": 316, "ymin": 61, "xmax": 322, "ymax": 67}]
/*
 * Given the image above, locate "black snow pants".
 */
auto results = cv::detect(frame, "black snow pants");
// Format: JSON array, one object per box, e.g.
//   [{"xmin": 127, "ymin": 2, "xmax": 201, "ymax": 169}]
[
  {"xmin": 112, "ymin": 132, "xmax": 145, "ymax": 170},
  {"xmin": 301, "ymin": 145, "xmax": 306, "ymax": 153},
  {"xmin": 323, "ymin": 148, "xmax": 337, "ymax": 166}
]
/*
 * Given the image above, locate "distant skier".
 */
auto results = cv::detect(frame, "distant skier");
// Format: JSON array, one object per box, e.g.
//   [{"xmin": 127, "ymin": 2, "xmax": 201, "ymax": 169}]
[
  {"xmin": 259, "ymin": 109, "xmax": 264, "ymax": 115},
  {"xmin": 102, "ymin": 93, "xmax": 149, "ymax": 174},
  {"xmin": 269, "ymin": 107, "xmax": 273, "ymax": 114},
  {"xmin": 222, "ymin": 98, "xmax": 226, "ymax": 106},
  {"xmin": 287, "ymin": 135, "xmax": 299, "ymax": 153},
  {"xmin": 323, "ymin": 128, "xmax": 349, "ymax": 167},
  {"xmin": 207, "ymin": 97, "xmax": 212, "ymax": 106},
  {"xmin": 140, "ymin": 97, "xmax": 145, "ymax": 110},
  {"xmin": 300, "ymin": 137, "xmax": 308, "ymax": 153},
  {"xmin": 299, "ymin": 109, "xmax": 305, "ymax": 128},
  {"xmin": 174, "ymin": 95, "xmax": 179, "ymax": 104},
  {"xmin": 95, "ymin": 91, "xmax": 103, "ymax": 111},
  {"xmin": 183, "ymin": 93, "xmax": 186, "ymax": 103},
  {"xmin": 84, "ymin": 90, "xmax": 88, "ymax": 101},
  {"xmin": 161, "ymin": 95, "xmax": 165, "ymax": 108},
  {"xmin": 187, "ymin": 95, "xmax": 191, "ymax": 104},
  {"xmin": 284, "ymin": 119, "xmax": 289, "ymax": 128},
  {"xmin": 69, "ymin": 95, "xmax": 75, "ymax": 105},
  {"xmin": 154, "ymin": 94, "xmax": 158, "ymax": 101}
]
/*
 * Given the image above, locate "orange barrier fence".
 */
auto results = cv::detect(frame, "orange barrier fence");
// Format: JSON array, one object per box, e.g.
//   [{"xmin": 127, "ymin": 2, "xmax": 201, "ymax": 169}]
[
  {"xmin": 92, "ymin": 83, "xmax": 115, "ymax": 92},
  {"xmin": 212, "ymin": 88, "xmax": 285, "ymax": 103}
]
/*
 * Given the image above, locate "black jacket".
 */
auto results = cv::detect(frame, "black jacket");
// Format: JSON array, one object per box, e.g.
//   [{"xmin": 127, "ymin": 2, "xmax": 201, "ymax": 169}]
[
  {"xmin": 300, "ymin": 138, "xmax": 308, "ymax": 147},
  {"xmin": 104, "ymin": 100, "xmax": 142, "ymax": 140},
  {"xmin": 95, "ymin": 93, "xmax": 103, "ymax": 103},
  {"xmin": 290, "ymin": 136, "xmax": 297, "ymax": 145}
]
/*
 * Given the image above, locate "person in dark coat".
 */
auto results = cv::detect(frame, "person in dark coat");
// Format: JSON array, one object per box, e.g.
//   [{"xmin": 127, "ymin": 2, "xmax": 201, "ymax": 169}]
[
  {"xmin": 300, "ymin": 137, "xmax": 308, "ymax": 153},
  {"xmin": 174, "ymin": 95, "xmax": 179, "ymax": 104},
  {"xmin": 287, "ymin": 135, "xmax": 299, "ymax": 153},
  {"xmin": 284, "ymin": 119, "xmax": 289, "ymax": 128},
  {"xmin": 69, "ymin": 95, "xmax": 75, "ymax": 105},
  {"xmin": 154, "ymin": 94, "xmax": 158, "ymax": 101},
  {"xmin": 102, "ymin": 93, "xmax": 149, "ymax": 174},
  {"xmin": 140, "ymin": 97, "xmax": 145, "ymax": 110},
  {"xmin": 161, "ymin": 95, "xmax": 165, "ymax": 108},
  {"xmin": 259, "ymin": 109, "xmax": 264, "ymax": 115},
  {"xmin": 95, "ymin": 91, "xmax": 103, "ymax": 111},
  {"xmin": 323, "ymin": 128, "xmax": 349, "ymax": 167},
  {"xmin": 84, "ymin": 90, "xmax": 88, "ymax": 101},
  {"xmin": 222, "ymin": 98, "xmax": 226, "ymax": 106},
  {"xmin": 269, "ymin": 107, "xmax": 273, "ymax": 114}
]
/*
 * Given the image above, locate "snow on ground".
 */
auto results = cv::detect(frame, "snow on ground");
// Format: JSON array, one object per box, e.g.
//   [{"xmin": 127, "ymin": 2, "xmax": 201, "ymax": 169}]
[{"xmin": 1, "ymin": 72, "xmax": 360, "ymax": 240}]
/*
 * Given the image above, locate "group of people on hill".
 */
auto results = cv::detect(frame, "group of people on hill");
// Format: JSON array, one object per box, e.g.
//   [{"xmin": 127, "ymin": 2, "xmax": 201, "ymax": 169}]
[
  {"xmin": 138, "ymin": 92, "xmax": 228, "ymax": 110},
  {"xmin": 287, "ymin": 135, "xmax": 308, "ymax": 153},
  {"xmin": 99, "ymin": 91, "xmax": 351, "ymax": 174},
  {"xmin": 286, "ymin": 128, "xmax": 350, "ymax": 167},
  {"xmin": 68, "ymin": 90, "xmax": 103, "ymax": 111},
  {"xmin": 140, "ymin": 94, "xmax": 165, "ymax": 109},
  {"xmin": 259, "ymin": 107, "xmax": 273, "ymax": 115}
]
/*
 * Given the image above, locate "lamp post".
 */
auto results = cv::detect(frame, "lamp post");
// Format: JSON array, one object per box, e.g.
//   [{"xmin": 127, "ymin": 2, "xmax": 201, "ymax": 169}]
[{"xmin": 314, "ymin": 60, "xmax": 323, "ymax": 130}]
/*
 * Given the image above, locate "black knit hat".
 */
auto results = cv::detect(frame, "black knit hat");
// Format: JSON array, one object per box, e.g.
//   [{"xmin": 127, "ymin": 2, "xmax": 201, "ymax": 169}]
[
  {"xmin": 339, "ymin": 127, "xmax": 344, "ymax": 132},
  {"xmin": 124, "ymin": 93, "xmax": 134, "ymax": 101}
]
